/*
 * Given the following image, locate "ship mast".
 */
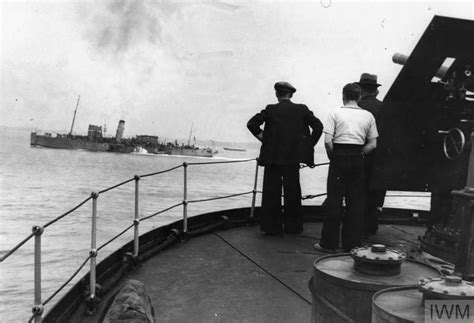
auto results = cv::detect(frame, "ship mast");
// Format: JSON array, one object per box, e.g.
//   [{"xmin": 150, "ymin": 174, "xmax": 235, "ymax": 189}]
[{"xmin": 69, "ymin": 95, "xmax": 80, "ymax": 136}]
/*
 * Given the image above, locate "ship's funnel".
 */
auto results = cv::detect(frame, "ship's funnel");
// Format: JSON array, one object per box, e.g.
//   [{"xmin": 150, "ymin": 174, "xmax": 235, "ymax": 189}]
[{"xmin": 115, "ymin": 120, "xmax": 125, "ymax": 142}]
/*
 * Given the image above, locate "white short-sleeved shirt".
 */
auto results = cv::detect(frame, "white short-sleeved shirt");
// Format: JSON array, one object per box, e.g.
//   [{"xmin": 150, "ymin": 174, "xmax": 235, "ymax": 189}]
[{"xmin": 324, "ymin": 104, "xmax": 378, "ymax": 145}]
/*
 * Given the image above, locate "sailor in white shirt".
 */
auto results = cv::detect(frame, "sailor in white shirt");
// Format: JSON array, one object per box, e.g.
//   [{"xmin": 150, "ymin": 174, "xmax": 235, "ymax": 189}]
[{"xmin": 315, "ymin": 83, "xmax": 378, "ymax": 253}]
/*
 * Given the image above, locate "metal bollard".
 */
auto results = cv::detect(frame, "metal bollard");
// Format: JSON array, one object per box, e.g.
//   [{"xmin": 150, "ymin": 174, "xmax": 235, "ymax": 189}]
[
  {"xmin": 32, "ymin": 225, "xmax": 44, "ymax": 323},
  {"xmin": 134, "ymin": 175, "xmax": 140, "ymax": 257},
  {"xmin": 250, "ymin": 159, "xmax": 259, "ymax": 218},
  {"xmin": 183, "ymin": 162, "xmax": 188, "ymax": 233},
  {"xmin": 89, "ymin": 192, "xmax": 99, "ymax": 299}
]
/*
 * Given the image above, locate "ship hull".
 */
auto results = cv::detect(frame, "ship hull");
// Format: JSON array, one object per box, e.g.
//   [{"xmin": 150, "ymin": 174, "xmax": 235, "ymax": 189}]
[
  {"xmin": 168, "ymin": 146, "xmax": 213, "ymax": 157},
  {"xmin": 30, "ymin": 132, "xmax": 109, "ymax": 152},
  {"xmin": 223, "ymin": 147, "xmax": 246, "ymax": 152}
]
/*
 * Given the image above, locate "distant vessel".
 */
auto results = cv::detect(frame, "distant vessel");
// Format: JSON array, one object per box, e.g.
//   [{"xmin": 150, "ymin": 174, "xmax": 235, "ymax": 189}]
[
  {"xmin": 30, "ymin": 96, "xmax": 133, "ymax": 153},
  {"xmin": 167, "ymin": 145, "xmax": 214, "ymax": 157},
  {"xmin": 31, "ymin": 120, "xmax": 134, "ymax": 153},
  {"xmin": 30, "ymin": 97, "xmax": 215, "ymax": 157},
  {"xmin": 223, "ymin": 147, "xmax": 246, "ymax": 152},
  {"xmin": 30, "ymin": 130, "xmax": 109, "ymax": 152},
  {"xmin": 165, "ymin": 124, "xmax": 215, "ymax": 157}
]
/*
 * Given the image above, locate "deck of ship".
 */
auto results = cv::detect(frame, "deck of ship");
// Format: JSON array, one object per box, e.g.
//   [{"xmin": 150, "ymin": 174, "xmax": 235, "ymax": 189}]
[{"xmin": 66, "ymin": 221, "xmax": 445, "ymax": 323}]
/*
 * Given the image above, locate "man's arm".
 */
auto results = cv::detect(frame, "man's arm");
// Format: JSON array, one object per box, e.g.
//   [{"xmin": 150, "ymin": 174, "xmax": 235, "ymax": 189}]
[
  {"xmin": 247, "ymin": 108, "xmax": 268, "ymax": 142},
  {"xmin": 362, "ymin": 114, "xmax": 378, "ymax": 155},
  {"xmin": 362, "ymin": 138, "xmax": 377, "ymax": 155},
  {"xmin": 305, "ymin": 109, "xmax": 324, "ymax": 146},
  {"xmin": 324, "ymin": 133, "xmax": 334, "ymax": 160}
]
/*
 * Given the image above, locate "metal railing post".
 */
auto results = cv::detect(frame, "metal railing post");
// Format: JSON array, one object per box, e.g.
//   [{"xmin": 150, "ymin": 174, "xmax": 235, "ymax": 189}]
[
  {"xmin": 32, "ymin": 225, "xmax": 44, "ymax": 323},
  {"xmin": 183, "ymin": 162, "xmax": 188, "ymax": 233},
  {"xmin": 133, "ymin": 175, "xmax": 140, "ymax": 257},
  {"xmin": 89, "ymin": 192, "xmax": 99, "ymax": 299},
  {"xmin": 250, "ymin": 159, "xmax": 259, "ymax": 218}
]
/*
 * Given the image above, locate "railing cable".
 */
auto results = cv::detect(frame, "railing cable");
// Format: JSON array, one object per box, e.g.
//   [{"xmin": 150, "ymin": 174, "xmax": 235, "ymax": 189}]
[
  {"xmin": 5, "ymin": 157, "xmax": 263, "ymax": 321},
  {"xmin": 188, "ymin": 191, "xmax": 253, "ymax": 204},
  {"xmin": 97, "ymin": 224, "xmax": 135, "ymax": 252},
  {"xmin": 0, "ymin": 231, "xmax": 35, "ymax": 263},
  {"xmin": 140, "ymin": 164, "xmax": 183, "ymax": 178},
  {"xmin": 43, "ymin": 256, "xmax": 91, "ymax": 306},
  {"xmin": 301, "ymin": 193, "xmax": 327, "ymax": 200},
  {"xmin": 385, "ymin": 194, "xmax": 430, "ymax": 198},
  {"xmin": 186, "ymin": 158, "xmax": 256, "ymax": 166},
  {"xmin": 140, "ymin": 202, "xmax": 184, "ymax": 222},
  {"xmin": 44, "ymin": 196, "xmax": 92, "ymax": 229},
  {"xmin": 300, "ymin": 193, "xmax": 430, "ymax": 200},
  {"xmin": 98, "ymin": 178, "xmax": 135, "ymax": 194},
  {"xmin": 300, "ymin": 162, "xmax": 330, "ymax": 169}
]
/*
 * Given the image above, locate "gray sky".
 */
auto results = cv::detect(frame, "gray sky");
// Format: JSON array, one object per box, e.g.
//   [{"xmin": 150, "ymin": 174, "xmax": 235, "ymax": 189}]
[{"xmin": 1, "ymin": 0, "xmax": 473, "ymax": 142}]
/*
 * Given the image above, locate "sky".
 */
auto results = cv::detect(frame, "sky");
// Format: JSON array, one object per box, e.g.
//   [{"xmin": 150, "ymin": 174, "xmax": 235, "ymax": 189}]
[{"xmin": 1, "ymin": 0, "xmax": 473, "ymax": 143}]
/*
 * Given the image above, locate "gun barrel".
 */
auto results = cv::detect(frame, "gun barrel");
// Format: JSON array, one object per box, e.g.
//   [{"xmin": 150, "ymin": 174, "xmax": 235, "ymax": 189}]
[
  {"xmin": 392, "ymin": 53, "xmax": 408, "ymax": 65},
  {"xmin": 393, "ymin": 52, "xmax": 452, "ymax": 79}
]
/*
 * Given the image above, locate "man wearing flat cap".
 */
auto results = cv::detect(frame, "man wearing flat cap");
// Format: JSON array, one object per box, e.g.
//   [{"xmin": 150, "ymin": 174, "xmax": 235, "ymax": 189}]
[
  {"xmin": 357, "ymin": 73, "xmax": 386, "ymax": 236},
  {"xmin": 247, "ymin": 82, "xmax": 323, "ymax": 235}
]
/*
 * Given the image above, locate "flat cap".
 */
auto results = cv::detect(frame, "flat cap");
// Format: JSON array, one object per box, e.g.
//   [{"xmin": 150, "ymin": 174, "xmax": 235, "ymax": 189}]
[{"xmin": 274, "ymin": 81, "xmax": 296, "ymax": 93}]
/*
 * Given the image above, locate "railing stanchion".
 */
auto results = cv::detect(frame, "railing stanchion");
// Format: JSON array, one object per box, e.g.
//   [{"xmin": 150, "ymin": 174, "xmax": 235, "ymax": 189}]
[
  {"xmin": 134, "ymin": 175, "xmax": 140, "ymax": 256},
  {"xmin": 183, "ymin": 163, "xmax": 188, "ymax": 233},
  {"xmin": 32, "ymin": 225, "xmax": 44, "ymax": 323},
  {"xmin": 250, "ymin": 159, "xmax": 259, "ymax": 218},
  {"xmin": 89, "ymin": 192, "xmax": 99, "ymax": 300}
]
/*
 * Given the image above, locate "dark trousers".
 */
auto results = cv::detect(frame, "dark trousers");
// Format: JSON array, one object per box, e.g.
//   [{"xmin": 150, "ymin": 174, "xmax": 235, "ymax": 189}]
[
  {"xmin": 321, "ymin": 145, "xmax": 366, "ymax": 250},
  {"xmin": 364, "ymin": 153, "xmax": 386, "ymax": 234},
  {"xmin": 261, "ymin": 164, "xmax": 302, "ymax": 234}
]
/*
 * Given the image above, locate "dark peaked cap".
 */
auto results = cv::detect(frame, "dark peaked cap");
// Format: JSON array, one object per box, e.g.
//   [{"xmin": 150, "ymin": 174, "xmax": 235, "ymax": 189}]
[
  {"xmin": 358, "ymin": 73, "xmax": 381, "ymax": 87},
  {"xmin": 274, "ymin": 81, "xmax": 296, "ymax": 93}
]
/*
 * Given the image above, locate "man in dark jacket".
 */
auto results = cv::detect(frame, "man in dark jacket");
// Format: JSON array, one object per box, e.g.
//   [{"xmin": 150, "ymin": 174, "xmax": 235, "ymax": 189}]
[
  {"xmin": 357, "ymin": 73, "xmax": 386, "ymax": 236},
  {"xmin": 247, "ymin": 82, "xmax": 323, "ymax": 235}
]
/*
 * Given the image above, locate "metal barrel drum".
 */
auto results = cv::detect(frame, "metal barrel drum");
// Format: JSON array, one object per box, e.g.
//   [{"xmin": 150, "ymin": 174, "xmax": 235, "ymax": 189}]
[
  {"xmin": 309, "ymin": 244, "xmax": 441, "ymax": 323},
  {"xmin": 372, "ymin": 276, "xmax": 474, "ymax": 322}
]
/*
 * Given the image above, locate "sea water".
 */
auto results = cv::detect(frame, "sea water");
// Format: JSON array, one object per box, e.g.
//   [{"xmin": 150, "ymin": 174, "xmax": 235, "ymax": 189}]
[{"xmin": 0, "ymin": 127, "xmax": 429, "ymax": 322}]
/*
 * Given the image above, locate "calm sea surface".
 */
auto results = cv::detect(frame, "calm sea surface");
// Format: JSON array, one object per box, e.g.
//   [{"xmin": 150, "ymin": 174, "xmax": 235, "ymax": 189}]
[{"xmin": 0, "ymin": 127, "xmax": 429, "ymax": 322}]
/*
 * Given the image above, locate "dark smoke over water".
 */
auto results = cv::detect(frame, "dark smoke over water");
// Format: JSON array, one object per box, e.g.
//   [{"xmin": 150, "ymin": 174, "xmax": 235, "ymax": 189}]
[
  {"xmin": 80, "ymin": 0, "xmax": 240, "ymax": 56},
  {"xmin": 84, "ymin": 0, "xmax": 164, "ymax": 54}
]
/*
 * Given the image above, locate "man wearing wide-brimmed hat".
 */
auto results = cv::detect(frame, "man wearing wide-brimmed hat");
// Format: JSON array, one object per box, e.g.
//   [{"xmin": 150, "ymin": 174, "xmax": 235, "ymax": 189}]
[
  {"xmin": 247, "ymin": 82, "xmax": 323, "ymax": 235},
  {"xmin": 357, "ymin": 73, "xmax": 386, "ymax": 237}
]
